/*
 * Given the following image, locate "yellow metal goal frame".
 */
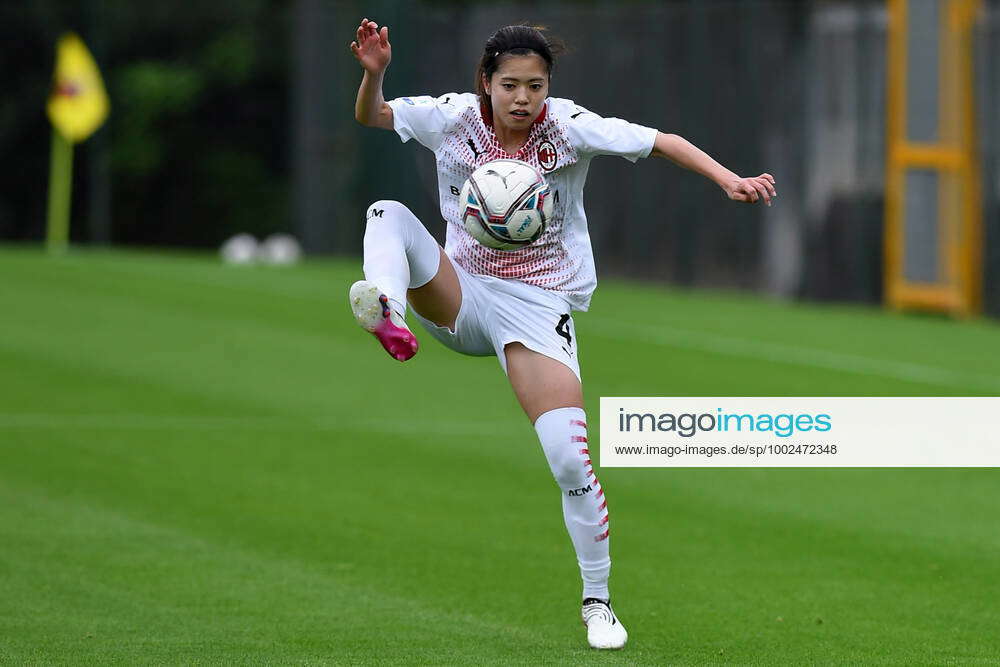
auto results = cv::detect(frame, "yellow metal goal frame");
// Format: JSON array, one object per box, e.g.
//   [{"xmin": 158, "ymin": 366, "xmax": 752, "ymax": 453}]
[{"xmin": 885, "ymin": 0, "xmax": 982, "ymax": 315}]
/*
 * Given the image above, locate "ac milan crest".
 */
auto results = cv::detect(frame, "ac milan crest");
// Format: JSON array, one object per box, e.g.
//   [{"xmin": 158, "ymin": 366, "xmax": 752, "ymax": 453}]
[{"xmin": 537, "ymin": 140, "xmax": 557, "ymax": 172}]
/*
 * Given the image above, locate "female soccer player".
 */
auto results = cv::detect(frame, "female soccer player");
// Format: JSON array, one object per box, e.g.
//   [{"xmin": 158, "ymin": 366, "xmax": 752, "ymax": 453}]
[{"xmin": 348, "ymin": 19, "xmax": 775, "ymax": 650}]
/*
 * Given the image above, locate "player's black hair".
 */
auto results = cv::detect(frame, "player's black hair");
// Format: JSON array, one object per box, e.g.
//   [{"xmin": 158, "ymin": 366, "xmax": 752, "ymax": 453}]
[{"xmin": 475, "ymin": 25, "xmax": 565, "ymax": 118}]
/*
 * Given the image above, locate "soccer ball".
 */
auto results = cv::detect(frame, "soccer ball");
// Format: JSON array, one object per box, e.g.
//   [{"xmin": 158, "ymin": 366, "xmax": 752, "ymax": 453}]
[
  {"xmin": 258, "ymin": 233, "xmax": 302, "ymax": 265},
  {"xmin": 220, "ymin": 233, "xmax": 259, "ymax": 265},
  {"xmin": 459, "ymin": 159, "xmax": 553, "ymax": 251}
]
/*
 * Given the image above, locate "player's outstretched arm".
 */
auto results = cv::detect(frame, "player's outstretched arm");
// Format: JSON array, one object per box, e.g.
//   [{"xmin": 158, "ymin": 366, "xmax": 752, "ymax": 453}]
[
  {"xmin": 350, "ymin": 17, "xmax": 394, "ymax": 130},
  {"xmin": 651, "ymin": 132, "xmax": 776, "ymax": 206}
]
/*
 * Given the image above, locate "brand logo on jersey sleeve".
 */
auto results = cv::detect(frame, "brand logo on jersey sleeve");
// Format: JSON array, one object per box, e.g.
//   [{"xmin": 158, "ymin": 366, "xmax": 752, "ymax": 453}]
[{"xmin": 537, "ymin": 140, "xmax": 557, "ymax": 172}]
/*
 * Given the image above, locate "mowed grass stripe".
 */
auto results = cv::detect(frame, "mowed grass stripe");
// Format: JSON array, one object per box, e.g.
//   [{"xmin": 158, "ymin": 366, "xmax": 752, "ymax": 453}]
[
  {"xmin": 8, "ymin": 248, "xmax": 998, "ymax": 393},
  {"xmin": 6, "ymin": 425, "xmax": 998, "ymax": 663},
  {"xmin": 2, "ymin": 248, "xmax": 1000, "ymax": 663},
  {"xmin": 5, "ymin": 429, "xmax": 998, "ymax": 663},
  {"xmin": 0, "ymin": 427, "xmax": 608, "ymax": 663},
  {"xmin": 1, "ymin": 249, "xmax": 515, "ymax": 425},
  {"xmin": 586, "ymin": 318, "xmax": 1000, "ymax": 393},
  {"xmin": 586, "ymin": 277, "xmax": 1000, "ymax": 390},
  {"xmin": 0, "ymin": 481, "xmax": 559, "ymax": 665},
  {"xmin": 0, "ymin": 412, "xmax": 512, "ymax": 436}
]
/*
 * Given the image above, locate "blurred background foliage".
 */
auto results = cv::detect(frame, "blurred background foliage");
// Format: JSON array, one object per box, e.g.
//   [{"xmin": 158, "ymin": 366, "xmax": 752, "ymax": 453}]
[{"xmin": 0, "ymin": 0, "xmax": 289, "ymax": 247}]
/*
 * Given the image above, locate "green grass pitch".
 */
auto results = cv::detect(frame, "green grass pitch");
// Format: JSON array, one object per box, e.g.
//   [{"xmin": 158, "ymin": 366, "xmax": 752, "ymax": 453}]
[{"xmin": 1, "ymin": 247, "xmax": 999, "ymax": 664}]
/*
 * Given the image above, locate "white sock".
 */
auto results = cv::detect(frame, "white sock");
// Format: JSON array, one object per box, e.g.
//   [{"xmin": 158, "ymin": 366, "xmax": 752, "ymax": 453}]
[
  {"xmin": 362, "ymin": 200, "xmax": 441, "ymax": 317},
  {"xmin": 534, "ymin": 407, "xmax": 611, "ymax": 601}
]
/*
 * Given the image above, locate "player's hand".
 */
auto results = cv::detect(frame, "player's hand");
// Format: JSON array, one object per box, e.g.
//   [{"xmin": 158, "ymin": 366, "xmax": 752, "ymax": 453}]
[
  {"xmin": 350, "ymin": 18, "xmax": 391, "ymax": 74},
  {"xmin": 724, "ymin": 173, "xmax": 776, "ymax": 206}
]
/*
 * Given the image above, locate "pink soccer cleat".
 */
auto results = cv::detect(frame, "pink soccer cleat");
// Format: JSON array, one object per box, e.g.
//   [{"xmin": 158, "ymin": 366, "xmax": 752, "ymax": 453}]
[{"xmin": 349, "ymin": 280, "xmax": 418, "ymax": 362}]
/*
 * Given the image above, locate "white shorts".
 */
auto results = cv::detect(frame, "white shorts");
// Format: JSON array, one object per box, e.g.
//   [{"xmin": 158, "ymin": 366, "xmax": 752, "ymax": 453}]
[{"xmin": 410, "ymin": 256, "xmax": 582, "ymax": 382}]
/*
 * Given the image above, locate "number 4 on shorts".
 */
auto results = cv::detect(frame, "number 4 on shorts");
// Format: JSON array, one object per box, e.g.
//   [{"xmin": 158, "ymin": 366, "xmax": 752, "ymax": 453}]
[{"xmin": 556, "ymin": 314, "xmax": 574, "ymax": 356}]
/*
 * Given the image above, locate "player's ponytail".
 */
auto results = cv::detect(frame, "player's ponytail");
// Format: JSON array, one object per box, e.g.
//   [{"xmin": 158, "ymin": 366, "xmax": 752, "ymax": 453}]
[{"xmin": 475, "ymin": 25, "xmax": 565, "ymax": 114}]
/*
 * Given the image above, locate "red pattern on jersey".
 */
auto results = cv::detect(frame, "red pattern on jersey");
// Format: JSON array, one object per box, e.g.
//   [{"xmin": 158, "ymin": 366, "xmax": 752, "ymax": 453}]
[{"xmin": 436, "ymin": 102, "xmax": 582, "ymax": 293}]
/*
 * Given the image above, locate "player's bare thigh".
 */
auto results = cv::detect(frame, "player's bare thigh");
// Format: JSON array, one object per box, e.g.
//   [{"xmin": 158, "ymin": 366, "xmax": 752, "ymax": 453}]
[
  {"xmin": 407, "ymin": 247, "xmax": 462, "ymax": 331},
  {"xmin": 505, "ymin": 342, "xmax": 584, "ymax": 424}
]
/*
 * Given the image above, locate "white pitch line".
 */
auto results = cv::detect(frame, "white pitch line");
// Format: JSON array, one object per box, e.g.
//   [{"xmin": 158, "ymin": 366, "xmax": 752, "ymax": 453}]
[
  {"xmin": 0, "ymin": 413, "xmax": 515, "ymax": 438},
  {"xmin": 0, "ymin": 414, "xmax": 289, "ymax": 431},
  {"xmin": 584, "ymin": 319, "xmax": 1000, "ymax": 394}
]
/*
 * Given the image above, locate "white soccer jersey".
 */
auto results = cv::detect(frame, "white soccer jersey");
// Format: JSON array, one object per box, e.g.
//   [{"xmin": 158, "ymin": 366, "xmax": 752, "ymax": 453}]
[{"xmin": 386, "ymin": 92, "xmax": 657, "ymax": 311}]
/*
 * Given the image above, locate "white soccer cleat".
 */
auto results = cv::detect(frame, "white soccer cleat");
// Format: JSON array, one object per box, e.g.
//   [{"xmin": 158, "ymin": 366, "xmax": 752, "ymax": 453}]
[
  {"xmin": 349, "ymin": 280, "xmax": 418, "ymax": 362},
  {"xmin": 582, "ymin": 598, "xmax": 628, "ymax": 650}
]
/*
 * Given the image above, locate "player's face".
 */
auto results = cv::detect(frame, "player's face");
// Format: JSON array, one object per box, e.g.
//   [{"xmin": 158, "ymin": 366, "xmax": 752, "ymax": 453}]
[{"xmin": 484, "ymin": 54, "xmax": 549, "ymax": 132}]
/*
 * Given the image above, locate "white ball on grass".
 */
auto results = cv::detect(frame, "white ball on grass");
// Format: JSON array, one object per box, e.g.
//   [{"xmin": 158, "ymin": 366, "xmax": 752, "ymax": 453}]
[
  {"xmin": 259, "ymin": 233, "xmax": 302, "ymax": 265},
  {"xmin": 220, "ymin": 233, "xmax": 259, "ymax": 265}
]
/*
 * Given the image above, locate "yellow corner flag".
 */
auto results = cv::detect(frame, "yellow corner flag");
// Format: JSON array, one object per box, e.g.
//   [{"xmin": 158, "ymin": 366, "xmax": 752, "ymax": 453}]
[
  {"xmin": 46, "ymin": 33, "xmax": 110, "ymax": 254},
  {"xmin": 47, "ymin": 33, "xmax": 109, "ymax": 143}
]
